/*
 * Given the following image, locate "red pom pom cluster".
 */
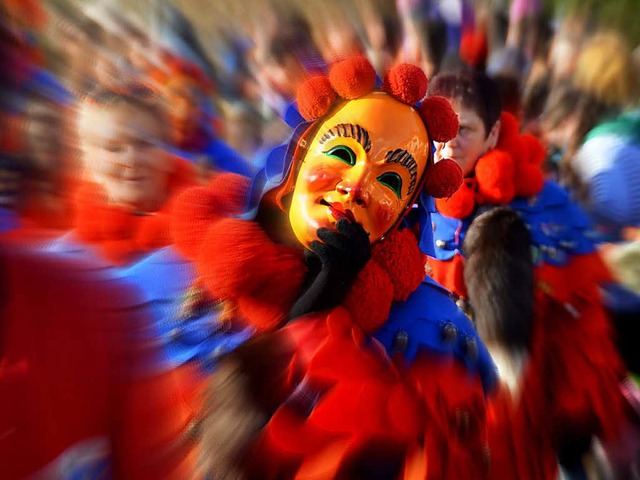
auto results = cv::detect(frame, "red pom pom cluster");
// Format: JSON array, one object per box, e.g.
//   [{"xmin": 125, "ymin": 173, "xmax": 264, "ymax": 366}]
[{"xmin": 296, "ymin": 56, "xmax": 464, "ymax": 200}]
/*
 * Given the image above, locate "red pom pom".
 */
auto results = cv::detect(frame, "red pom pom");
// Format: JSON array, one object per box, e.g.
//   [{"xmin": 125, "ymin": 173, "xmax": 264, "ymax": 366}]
[
  {"xmin": 436, "ymin": 181, "xmax": 476, "ymax": 219},
  {"xmin": 372, "ymin": 229, "xmax": 425, "ymax": 302},
  {"xmin": 171, "ymin": 186, "xmax": 221, "ymax": 259},
  {"xmin": 296, "ymin": 75, "xmax": 337, "ymax": 121},
  {"xmin": 520, "ymin": 133, "xmax": 546, "ymax": 166},
  {"xmin": 171, "ymin": 174, "xmax": 249, "ymax": 260},
  {"xmin": 514, "ymin": 161, "xmax": 544, "ymax": 197},
  {"xmin": 423, "ymin": 158, "xmax": 463, "ymax": 198},
  {"xmin": 207, "ymin": 172, "xmax": 251, "ymax": 216},
  {"xmin": 496, "ymin": 111, "xmax": 521, "ymax": 153},
  {"xmin": 329, "ymin": 56, "xmax": 376, "ymax": 99},
  {"xmin": 343, "ymin": 261, "xmax": 394, "ymax": 333},
  {"xmin": 475, "ymin": 149, "xmax": 516, "ymax": 204},
  {"xmin": 383, "ymin": 64, "xmax": 428, "ymax": 105},
  {"xmin": 419, "ymin": 96, "xmax": 459, "ymax": 142}
]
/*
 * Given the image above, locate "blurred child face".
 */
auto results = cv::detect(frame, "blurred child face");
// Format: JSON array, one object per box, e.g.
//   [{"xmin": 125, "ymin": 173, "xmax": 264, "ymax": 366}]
[
  {"xmin": 289, "ymin": 92, "xmax": 429, "ymax": 248},
  {"xmin": 434, "ymin": 98, "xmax": 499, "ymax": 176},
  {"xmin": 82, "ymin": 103, "xmax": 171, "ymax": 212}
]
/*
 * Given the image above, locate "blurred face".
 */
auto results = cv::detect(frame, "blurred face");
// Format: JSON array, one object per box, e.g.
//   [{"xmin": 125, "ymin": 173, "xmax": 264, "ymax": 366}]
[
  {"xmin": 81, "ymin": 103, "xmax": 171, "ymax": 212},
  {"xmin": 434, "ymin": 98, "xmax": 499, "ymax": 176},
  {"xmin": 289, "ymin": 92, "xmax": 429, "ymax": 248}
]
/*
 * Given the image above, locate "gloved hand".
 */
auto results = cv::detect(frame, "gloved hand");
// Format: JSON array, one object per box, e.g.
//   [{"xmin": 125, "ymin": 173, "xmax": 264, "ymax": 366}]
[{"xmin": 290, "ymin": 218, "xmax": 371, "ymax": 320}]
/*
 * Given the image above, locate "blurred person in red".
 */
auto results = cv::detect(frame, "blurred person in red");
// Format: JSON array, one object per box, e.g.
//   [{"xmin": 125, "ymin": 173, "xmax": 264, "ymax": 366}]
[
  {"xmin": 422, "ymin": 67, "xmax": 638, "ymax": 477},
  {"xmin": 0, "ymin": 240, "xmax": 201, "ymax": 479},
  {"xmin": 60, "ymin": 85, "xmax": 197, "ymax": 266}
]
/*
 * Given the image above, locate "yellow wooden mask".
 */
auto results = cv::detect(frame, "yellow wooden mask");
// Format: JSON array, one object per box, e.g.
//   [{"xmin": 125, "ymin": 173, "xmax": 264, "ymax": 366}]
[{"xmin": 288, "ymin": 92, "xmax": 430, "ymax": 248}]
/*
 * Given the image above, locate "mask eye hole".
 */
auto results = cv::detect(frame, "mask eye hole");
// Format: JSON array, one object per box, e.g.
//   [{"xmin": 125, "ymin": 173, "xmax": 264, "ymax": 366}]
[
  {"xmin": 377, "ymin": 172, "xmax": 403, "ymax": 199},
  {"xmin": 325, "ymin": 145, "xmax": 356, "ymax": 166}
]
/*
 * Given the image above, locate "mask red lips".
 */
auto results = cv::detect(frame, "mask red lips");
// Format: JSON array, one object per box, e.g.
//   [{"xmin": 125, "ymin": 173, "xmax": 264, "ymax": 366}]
[{"xmin": 321, "ymin": 199, "xmax": 356, "ymax": 223}]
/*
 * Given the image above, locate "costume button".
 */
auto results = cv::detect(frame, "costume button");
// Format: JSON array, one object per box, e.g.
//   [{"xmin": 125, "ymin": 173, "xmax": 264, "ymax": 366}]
[
  {"xmin": 392, "ymin": 330, "xmax": 409, "ymax": 353},
  {"xmin": 425, "ymin": 262, "xmax": 433, "ymax": 275},
  {"xmin": 441, "ymin": 322, "xmax": 457, "ymax": 343},
  {"xmin": 435, "ymin": 239, "xmax": 447, "ymax": 248},
  {"xmin": 464, "ymin": 336, "xmax": 478, "ymax": 360}
]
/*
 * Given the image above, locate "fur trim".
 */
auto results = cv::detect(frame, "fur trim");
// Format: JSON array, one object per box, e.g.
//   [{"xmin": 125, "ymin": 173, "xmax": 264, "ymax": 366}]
[
  {"xmin": 475, "ymin": 149, "xmax": 516, "ymax": 204},
  {"xmin": 463, "ymin": 207, "xmax": 534, "ymax": 349},
  {"xmin": 383, "ymin": 64, "xmax": 428, "ymax": 105},
  {"xmin": 435, "ymin": 180, "xmax": 476, "ymax": 219},
  {"xmin": 420, "ymin": 96, "xmax": 460, "ymax": 142},
  {"xmin": 424, "ymin": 158, "xmax": 463, "ymax": 198},
  {"xmin": 343, "ymin": 260, "xmax": 394, "ymax": 333},
  {"xmin": 372, "ymin": 229, "xmax": 426, "ymax": 302},
  {"xmin": 297, "ymin": 76, "xmax": 337, "ymax": 121},
  {"xmin": 329, "ymin": 56, "xmax": 376, "ymax": 99}
]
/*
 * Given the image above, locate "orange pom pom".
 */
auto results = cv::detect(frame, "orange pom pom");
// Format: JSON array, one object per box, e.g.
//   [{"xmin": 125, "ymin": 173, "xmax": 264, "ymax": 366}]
[
  {"xmin": 423, "ymin": 158, "xmax": 463, "ymax": 198},
  {"xmin": 296, "ymin": 76, "xmax": 337, "ymax": 121},
  {"xmin": 383, "ymin": 64, "xmax": 428, "ymax": 105},
  {"xmin": 436, "ymin": 181, "xmax": 476, "ymax": 219},
  {"xmin": 419, "ymin": 96, "xmax": 459, "ymax": 142},
  {"xmin": 475, "ymin": 149, "xmax": 516, "ymax": 204},
  {"xmin": 329, "ymin": 56, "xmax": 376, "ymax": 99}
]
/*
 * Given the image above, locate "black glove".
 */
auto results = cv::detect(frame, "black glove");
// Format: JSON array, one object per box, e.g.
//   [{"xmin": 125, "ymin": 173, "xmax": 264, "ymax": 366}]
[{"xmin": 289, "ymin": 218, "xmax": 371, "ymax": 320}]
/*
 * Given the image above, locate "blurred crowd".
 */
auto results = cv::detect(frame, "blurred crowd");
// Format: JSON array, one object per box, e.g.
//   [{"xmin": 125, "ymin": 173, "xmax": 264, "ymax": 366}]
[
  {"xmin": 2, "ymin": 0, "xmax": 640, "ymax": 478},
  {"xmin": 2, "ymin": 0, "xmax": 640, "ymax": 245}
]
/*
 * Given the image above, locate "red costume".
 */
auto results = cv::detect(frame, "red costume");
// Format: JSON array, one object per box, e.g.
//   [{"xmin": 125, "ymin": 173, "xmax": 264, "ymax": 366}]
[
  {"xmin": 73, "ymin": 156, "xmax": 196, "ymax": 265},
  {"xmin": 174, "ymin": 57, "xmax": 498, "ymax": 479},
  {"xmin": 0, "ymin": 240, "xmax": 198, "ymax": 479}
]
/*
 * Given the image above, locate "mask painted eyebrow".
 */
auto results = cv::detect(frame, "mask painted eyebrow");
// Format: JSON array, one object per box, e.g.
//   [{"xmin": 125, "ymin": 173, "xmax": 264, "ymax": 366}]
[
  {"xmin": 319, "ymin": 123, "xmax": 371, "ymax": 153},
  {"xmin": 385, "ymin": 149, "xmax": 418, "ymax": 196}
]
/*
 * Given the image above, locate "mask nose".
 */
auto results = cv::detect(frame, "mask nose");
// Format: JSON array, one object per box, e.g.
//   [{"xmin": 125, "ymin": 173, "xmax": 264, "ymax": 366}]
[{"xmin": 335, "ymin": 166, "xmax": 372, "ymax": 208}]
